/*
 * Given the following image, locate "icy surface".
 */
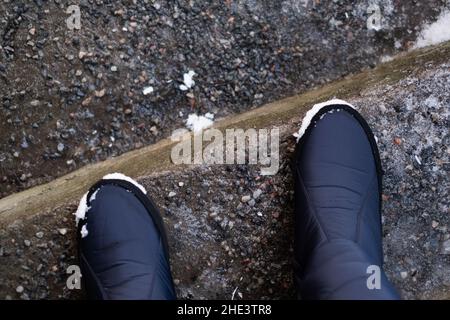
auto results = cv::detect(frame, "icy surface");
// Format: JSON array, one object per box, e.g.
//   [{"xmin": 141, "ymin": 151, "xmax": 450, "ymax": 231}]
[{"xmin": 293, "ymin": 99, "xmax": 356, "ymax": 142}]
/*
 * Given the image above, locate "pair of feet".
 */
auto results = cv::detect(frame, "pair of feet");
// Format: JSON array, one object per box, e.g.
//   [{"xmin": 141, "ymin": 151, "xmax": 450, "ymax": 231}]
[{"xmin": 76, "ymin": 100, "xmax": 399, "ymax": 300}]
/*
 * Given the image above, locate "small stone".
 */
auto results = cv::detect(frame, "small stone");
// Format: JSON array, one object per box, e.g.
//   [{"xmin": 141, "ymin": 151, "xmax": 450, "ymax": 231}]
[
  {"xmin": 20, "ymin": 137, "xmax": 29, "ymax": 149},
  {"xmin": 82, "ymin": 96, "xmax": 92, "ymax": 106},
  {"xmin": 143, "ymin": 86, "xmax": 154, "ymax": 95},
  {"xmin": 30, "ymin": 100, "xmax": 40, "ymax": 107},
  {"xmin": 29, "ymin": 28, "xmax": 36, "ymax": 35},
  {"xmin": 110, "ymin": 65, "xmax": 118, "ymax": 72},
  {"xmin": 150, "ymin": 126, "xmax": 158, "ymax": 135},
  {"xmin": 168, "ymin": 191, "xmax": 176, "ymax": 197},
  {"xmin": 75, "ymin": 70, "xmax": 82, "ymax": 76},
  {"xmin": 23, "ymin": 240, "xmax": 31, "ymax": 247},
  {"xmin": 78, "ymin": 51, "xmax": 87, "ymax": 59},
  {"xmin": 95, "ymin": 89, "xmax": 106, "ymax": 98},
  {"xmin": 178, "ymin": 182, "xmax": 184, "ymax": 187},
  {"xmin": 35, "ymin": 231, "xmax": 44, "ymax": 239},
  {"xmin": 432, "ymin": 221, "xmax": 439, "ymax": 229},
  {"xmin": 58, "ymin": 228, "xmax": 67, "ymax": 235},
  {"xmin": 20, "ymin": 173, "xmax": 27, "ymax": 182},
  {"xmin": 13, "ymin": 151, "xmax": 20, "ymax": 158},
  {"xmin": 124, "ymin": 108, "xmax": 132, "ymax": 115},
  {"xmin": 248, "ymin": 199, "xmax": 256, "ymax": 207},
  {"xmin": 400, "ymin": 271, "xmax": 408, "ymax": 279},
  {"xmin": 186, "ymin": 92, "xmax": 195, "ymax": 99},
  {"xmin": 16, "ymin": 286, "xmax": 24, "ymax": 294},
  {"xmin": 57, "ymin": 142, "xmax": 65, "ymax": 152},
  {"xmin": 241, "ymin": 195, "xmax": 251, "ymax": 203},
  {"xmin": 253, "ymin": 189, "xmax": 263, "ymax": 199},
  {"xmin": 394, "ymin": 138, "xmax": 402, "ymax": 145}
]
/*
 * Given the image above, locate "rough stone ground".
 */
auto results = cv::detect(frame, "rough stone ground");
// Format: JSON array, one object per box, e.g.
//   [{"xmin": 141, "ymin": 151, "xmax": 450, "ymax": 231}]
[
  {"xmin": 1, "ymin": 0, "xmax": 449, "ymax": 197},
  {"xmin": 0, "ymin": 58, "xmax": 448, "ymax": 300}
]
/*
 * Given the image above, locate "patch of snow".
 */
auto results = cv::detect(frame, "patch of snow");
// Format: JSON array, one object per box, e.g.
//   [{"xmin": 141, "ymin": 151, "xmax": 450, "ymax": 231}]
[
  {"xmin": 414, "ymin": 10, "xmax": 450, "ymax": 48},
  {"xmin": 89, "ymin": 188, "xmax": 100, "ymax": 202},
  {"xmin": 293, "ymin": 99, "xmax": 356, "ymax": 142},
  {"xmin": 186, "ymin": 113, "xmax": 214, "ymax": 133},
  {"xmin": 81, "ymin": 224, "xmax": 89, "ymax": 238},
  {"xmin": 381, "ymin": 55, "xmax": 394, "ymax": 63},
  {"xmin": 142, "ymin": 86, "xmax": 154, "ymax": 95},
  {"xmin": 179, "ymin": 70, "xmax": 196, "ymax": 91},
  {"xmin": 74, "ymin": 192, "xmax": 89, "ymax": 225},
  {"xmin": 103, "ymin": 172, "xmax": 147, "ymax": 194}
]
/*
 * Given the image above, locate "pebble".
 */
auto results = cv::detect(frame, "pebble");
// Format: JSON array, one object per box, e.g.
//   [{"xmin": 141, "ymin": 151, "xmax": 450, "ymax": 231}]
[
  {"xmin": 20, "ymin": 137, "xmax": 29, "ymax": 149},
  {"xmin": 16, "ymin": 286, "xmax": 24, "ymax": 294},
  {"xmin": 95, "ymin": 89, "xmax": 106, "ymax": 97},
  {"xmin": 78, "ymin": 51, "xmax": 87, "ymax": 59},
  {"xmin": 241, "ymin": 195, "xmax": 251, "ymax": 203},
  {"xmin": 168, "ymin": 191, "xmax": 176, "ymax": 197},
  {"xmin": 253, "ymin": 189, "xmax": 263, "ymax": 199},
  {"xmin": 57, "ymin": 143, "xmax": 65, "ymax": 152},
  {"xmin": 35, "ymin": 231, "xmax": 44, "ymax": 239},
  {"xmin": 30, "ymin": 100, "xmax": 40, "ymax": 107},
  {"xmin": 110, "ymin": 65, "xmax": 118, "ymax": 72},
  {"xmin": 58, "ymin": 228, "xmax": 67, "ymax": 236},
  {"xmin": 143, "ymin": 86, "xmax": 154, "ymax": 95},
  {"xmin": 23, "ymin": 240, "xmax": 31, "ymax": 247}
]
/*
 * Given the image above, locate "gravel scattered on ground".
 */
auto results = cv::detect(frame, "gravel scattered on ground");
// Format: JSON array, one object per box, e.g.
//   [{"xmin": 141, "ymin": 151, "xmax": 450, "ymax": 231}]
[{"xmin": 1, "ymin": 0, "xmax": 448, "ymax": 197}]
